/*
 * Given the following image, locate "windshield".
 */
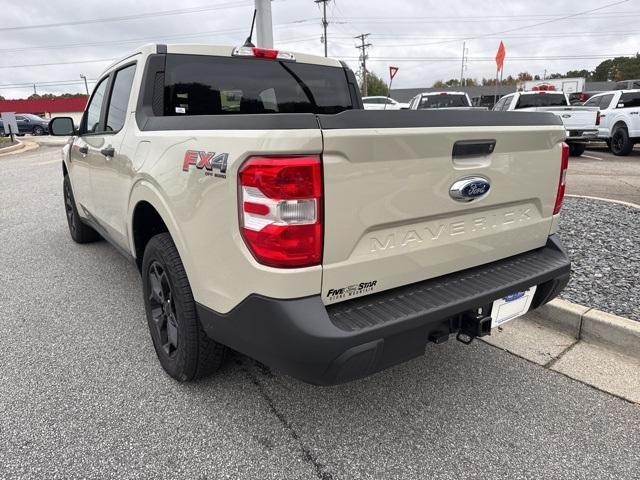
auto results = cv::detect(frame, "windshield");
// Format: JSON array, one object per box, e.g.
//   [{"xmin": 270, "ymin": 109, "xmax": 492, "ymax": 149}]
[
  {"xmin": 515, "ymin": 93, "xmax": 568, "ymax": 108},
  {"xmin": 418, "ymin": 94, "xmax": 470, "ymax": 109},
  {"xmin": 163, "ymin": 54, "xmax": 353, "ymax": 116}
]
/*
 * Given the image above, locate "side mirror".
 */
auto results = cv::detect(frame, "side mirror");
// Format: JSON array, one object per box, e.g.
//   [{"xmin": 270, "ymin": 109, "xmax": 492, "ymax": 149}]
[{"xmin": 49, "ymin": 117, "xmax": 76, "ymax": 136}]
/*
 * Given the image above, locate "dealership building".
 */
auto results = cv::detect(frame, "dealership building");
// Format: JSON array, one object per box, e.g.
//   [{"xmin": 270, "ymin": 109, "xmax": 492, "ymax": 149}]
[{"xmin": 0, "ymin": 97, "xmax": 88, "ymax": 124}]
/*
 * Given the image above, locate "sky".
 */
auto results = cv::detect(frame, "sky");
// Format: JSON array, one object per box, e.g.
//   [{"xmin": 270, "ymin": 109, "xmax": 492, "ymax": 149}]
[{"xmin": 0, "ymin": 0, "xmax": 638, "ymax": 99}]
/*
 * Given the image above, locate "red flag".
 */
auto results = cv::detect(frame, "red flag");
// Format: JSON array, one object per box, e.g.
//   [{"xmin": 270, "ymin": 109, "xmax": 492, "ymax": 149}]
[
  {"xmin": 495, "ymin": 41, "xmax": 506, "ymax": 71},
  {"xmin": 389, "ymin": 66, "xmax": 399, "ymax": 80}
]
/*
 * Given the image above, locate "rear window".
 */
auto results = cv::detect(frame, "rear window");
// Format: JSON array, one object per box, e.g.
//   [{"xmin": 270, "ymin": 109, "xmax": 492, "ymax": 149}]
[
  {"xmin": 618, "ymin": 92, "xmax": 640, "ymax": 108},
  {"xmin": 515, "ymin": 93, "xmax": 568, "ymax": 108},
  {"xmin": 163, "ymin": 54, "xmax": 353, "ymax": 116},
  {"xmin": 418, "ymin": 94, "xmax": 470, "ymax": 109}
]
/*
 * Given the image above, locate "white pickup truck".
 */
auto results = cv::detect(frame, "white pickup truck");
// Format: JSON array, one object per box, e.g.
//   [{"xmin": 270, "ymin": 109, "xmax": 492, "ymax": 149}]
[
  {"xmin": 48, "ymin": 43, "xmax": 571, "ymax": 385},
  {"xmin": 583, "ymin": 89, "xmax": 640, "ymax": 156},
  {"xmin": 494, "ymin": 91, "xmax": 599, "ymax": 156}
]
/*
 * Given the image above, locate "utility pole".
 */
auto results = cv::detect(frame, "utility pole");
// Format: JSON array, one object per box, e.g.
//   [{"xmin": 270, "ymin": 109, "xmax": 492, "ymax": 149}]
[
  {"xmin": 33, "ymin": 84, "xmax": 37, "ymax": 96},
  {"xmin": 460, "ymin": 42, "xmax": 468, "ymax": 87},
  {"xmin": 80, "ymin": 74, "xmax": 89, "ymax": 95},
  {"xmin": 315, "ymin": 0, "xmax": 329, "ymax": 57},
  {"xmin": 255, "ymin": 0, "xmax": 273, "ymax": 48},
  {"xmin": 355, "ymin": 33, "xmax": 371, "ymax": 96}
]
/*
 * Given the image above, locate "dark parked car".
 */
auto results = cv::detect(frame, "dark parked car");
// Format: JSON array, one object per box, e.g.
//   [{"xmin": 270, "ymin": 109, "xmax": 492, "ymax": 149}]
[{"xmin": 0, "ymin": 113, "xmax": 50, "ymax": 136}]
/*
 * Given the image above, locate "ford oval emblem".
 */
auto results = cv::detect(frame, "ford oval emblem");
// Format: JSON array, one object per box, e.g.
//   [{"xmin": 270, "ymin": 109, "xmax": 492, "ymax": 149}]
[{"xmin": 449, "ymin": 177, "xmax": 491, "ymax": 202}]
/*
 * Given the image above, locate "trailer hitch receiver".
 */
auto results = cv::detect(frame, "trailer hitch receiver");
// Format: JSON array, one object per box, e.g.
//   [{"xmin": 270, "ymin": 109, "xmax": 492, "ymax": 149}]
[{"xmin": 456, "ymin": 306, "xmax": 492, "ymax": 344}]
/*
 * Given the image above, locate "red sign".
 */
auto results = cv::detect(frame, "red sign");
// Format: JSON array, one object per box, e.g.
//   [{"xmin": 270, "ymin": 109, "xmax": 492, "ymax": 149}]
[
  {"xmin": 495, "ymin": 41, "xmax": 506, "ymax": 71},
  {"xmin": 389, "ymin": 66, "xmax": 399, "ymax": 80}
]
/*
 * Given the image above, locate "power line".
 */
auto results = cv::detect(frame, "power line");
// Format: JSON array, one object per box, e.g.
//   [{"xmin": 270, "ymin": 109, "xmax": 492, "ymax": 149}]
[
  {"xmin": 354, "ymin": 33, "xmax": 371, "ymax": 96},
  {"xmin": 0, "ymin": 19, "xmax": 317, "ymax": 55},
  {"xmin": 383, "ymin": 0, "xmax": 631, "ymax": 48},
  {"xmin": 0, "ymin": 1, "xmax": 253, "ymax": 32},
  {"xmin": 0, "ymin": 58, "xmax": 115, "ymax": 70}
]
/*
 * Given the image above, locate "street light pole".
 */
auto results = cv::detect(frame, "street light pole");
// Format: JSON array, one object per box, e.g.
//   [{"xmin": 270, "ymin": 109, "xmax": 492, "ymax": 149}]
[
  {"xmin": 80, "ymin": 74, "xmax": 89, "ymax": 95},
  {"xmin": 255, "ymin": 0, "xmax": 273, "ymax": 48}
]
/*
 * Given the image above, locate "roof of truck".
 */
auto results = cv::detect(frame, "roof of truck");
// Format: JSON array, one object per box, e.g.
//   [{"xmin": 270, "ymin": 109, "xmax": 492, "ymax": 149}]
[{"xmin": 103, "ymin": 43, "xmax": 343, "ymax": 75}]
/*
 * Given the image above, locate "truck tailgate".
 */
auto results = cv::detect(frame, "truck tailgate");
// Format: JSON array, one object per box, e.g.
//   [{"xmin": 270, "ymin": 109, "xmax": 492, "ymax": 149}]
[
  {"xmin": 534, "ymin": 106, "xmax": 599, "ymax": 130},
  {"xmin": 317, "ymin": 110, "xmax": 565, "ymax": 305}
]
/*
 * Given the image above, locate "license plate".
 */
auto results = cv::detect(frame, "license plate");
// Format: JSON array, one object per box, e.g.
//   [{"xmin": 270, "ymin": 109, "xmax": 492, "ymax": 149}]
[{"xmin": 491, "ymin": 286, "xmax": 537, "ymax": 328}]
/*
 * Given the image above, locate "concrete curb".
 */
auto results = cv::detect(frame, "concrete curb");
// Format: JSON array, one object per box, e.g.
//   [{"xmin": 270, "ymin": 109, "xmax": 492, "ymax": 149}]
[
  {"xmin": 0, "ymin": 139, "xmax": 24, "ymax": 155},
  {"xmin": 537, "ymin": 298, "xmax": 640, "ymax": 359}
]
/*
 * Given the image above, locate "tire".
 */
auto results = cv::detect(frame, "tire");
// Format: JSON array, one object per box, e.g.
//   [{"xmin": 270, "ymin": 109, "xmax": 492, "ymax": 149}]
[
  {"xmin": 63, "ymin": 175, "xmax": 100, "ymax": 243},
  {"xmin": 142, "ymin": 233, "xmax": 225, "ymax": 381},
  {"xmin": 568, "ymin": 143, "xmax": 586, "ymax": 157},
  {"xmin": 610, "ymin": 126, "xmax": 634, "ymax": 156},
  {"xmin": 32, "ymin": 125, "xmax": 45, "ymax": 136}
]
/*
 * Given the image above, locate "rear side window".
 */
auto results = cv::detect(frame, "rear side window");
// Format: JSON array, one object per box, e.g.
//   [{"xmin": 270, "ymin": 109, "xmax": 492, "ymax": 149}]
[
  {"xmin": 618, "ymin": 92, "xmax": 640, "ymax": 108},
  {"xmin": 418, "ymin": 94, "xmax": 469, "ymax": 109},
  {"xmin": 163, "ymin": 54, "xmax": 353, "ymax": 116},
  {"xmin": 106, "ymin": 64, "xmax": 136, "ymax": 132},
  {"xmin": 515, "ymin": 93, "xmax": 568, "ymax": 108}
]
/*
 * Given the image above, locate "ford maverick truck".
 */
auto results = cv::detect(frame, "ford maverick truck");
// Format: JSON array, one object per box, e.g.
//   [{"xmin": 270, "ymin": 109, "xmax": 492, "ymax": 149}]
[{"xmin": 50, "ymin": 44, "xmax": 571, "ymax": 385}]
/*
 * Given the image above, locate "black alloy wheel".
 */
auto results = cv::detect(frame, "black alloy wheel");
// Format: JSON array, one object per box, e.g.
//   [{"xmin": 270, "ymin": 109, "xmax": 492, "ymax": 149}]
[{"xmin": 147, "ymin": 261, "xmax": 179, "ymax": 358}]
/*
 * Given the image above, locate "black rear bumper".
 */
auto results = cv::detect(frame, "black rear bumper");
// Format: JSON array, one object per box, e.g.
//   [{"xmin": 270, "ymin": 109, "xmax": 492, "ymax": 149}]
[{"xmin": 198, "ymin": 236, "xmax": 570, "ymax": 385}]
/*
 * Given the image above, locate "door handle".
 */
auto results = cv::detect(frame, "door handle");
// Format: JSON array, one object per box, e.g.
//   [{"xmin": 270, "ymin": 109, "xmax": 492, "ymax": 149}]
[
  {"xmin": 100, "ymin": 147, "xmax": 115, "ymax": 158},
  {"xmin": 78, "ymin": 145, "xmax": 88, "ymax": 155},
  {"xmin": 452, "ymin": 139, "xmax": 496, "ymax": 157}
]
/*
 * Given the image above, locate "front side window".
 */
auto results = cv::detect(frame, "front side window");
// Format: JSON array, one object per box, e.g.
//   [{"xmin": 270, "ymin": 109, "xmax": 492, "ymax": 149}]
[
  {"xmin": 598, "ymin": 94, "xmax": 614, "ymax": 109},
  {"xmin": 106, "ymin": 64, "xmax": 136, "ymax": 132},
  {"xmin": 84, "ymin": 77, "xmax": 109, "ymax": 134},
  {"xmin": 163, "ymin": 54, "xmax": 353, "ymax": 116},
  {"xmin": 583, "ymin": 96, "xmax": 602, "ymax": 108}
]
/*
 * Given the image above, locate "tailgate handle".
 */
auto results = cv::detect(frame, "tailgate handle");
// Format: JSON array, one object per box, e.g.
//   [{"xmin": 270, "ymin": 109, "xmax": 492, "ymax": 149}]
[{"xmin": 452, "ymin": 139, "xmax": 496, "ymax": 158}]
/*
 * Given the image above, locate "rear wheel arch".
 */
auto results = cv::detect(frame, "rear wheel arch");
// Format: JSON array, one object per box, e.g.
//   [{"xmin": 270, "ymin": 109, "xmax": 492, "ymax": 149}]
[
  {"xmin": 128, "ymin": 182, "xmax": 189, "ymax": 274},
  {"xmin": 132, "ymin": 201, "xmax": 170, "ymax": 271},
  {"xmin": 612, "ymin": 120, "xmax": 629, "ymax": 134}
]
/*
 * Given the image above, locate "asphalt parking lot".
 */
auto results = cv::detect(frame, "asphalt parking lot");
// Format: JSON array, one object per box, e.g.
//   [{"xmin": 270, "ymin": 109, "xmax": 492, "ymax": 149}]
[
  {"xmin": 567, "ymin": 144, "xmax": 640, "ymax": 205},
  {"xmin": 2, "ymin": 145, "xmax": 640, "ymax": 479}
]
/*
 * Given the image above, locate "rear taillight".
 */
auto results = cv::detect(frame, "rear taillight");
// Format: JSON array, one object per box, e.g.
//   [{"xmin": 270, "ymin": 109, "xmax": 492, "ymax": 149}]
[
  {"xmin": 553, "ymin": 143, "xmax": 569, "ymax": 215},
  {"xmin": 238, "ymin": 156, "xmax": 322, "ymax": 268},
  {"xmin": 596, "ymin": 110, "xmax": 601, "ymax": 126}
]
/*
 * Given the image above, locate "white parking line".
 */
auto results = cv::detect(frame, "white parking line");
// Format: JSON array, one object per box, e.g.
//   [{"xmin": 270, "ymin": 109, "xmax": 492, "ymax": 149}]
[{"xmin": 581, "ymin": 154, "xmax": 603, "ymax": 161}]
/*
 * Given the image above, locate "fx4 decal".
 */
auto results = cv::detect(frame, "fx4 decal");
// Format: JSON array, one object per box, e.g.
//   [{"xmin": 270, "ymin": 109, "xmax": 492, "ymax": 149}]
[{"xmin": 183, "ymin": 150, "xmax": 228, "ymax": 178}]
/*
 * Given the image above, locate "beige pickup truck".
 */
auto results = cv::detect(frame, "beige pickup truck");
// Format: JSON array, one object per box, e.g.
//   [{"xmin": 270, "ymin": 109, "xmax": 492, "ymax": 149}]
[{"xmin": 49, "ymin": 44, "xmax": 571, "ymax": 385}]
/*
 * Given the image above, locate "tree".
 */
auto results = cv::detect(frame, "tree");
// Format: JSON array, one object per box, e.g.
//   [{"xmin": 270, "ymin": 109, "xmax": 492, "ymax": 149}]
[
  {"xmin": 517, "ymin": 72, "xmax": 533, "ymax": 81},
  {"xmin": 566, "ymin": 69, "xmax": 592, "ymax": 80},
  {"xmin": 363, "ymin": 71, "xmax": 389, "ymax": 96},
  {"xmin": 592, "ymin": 55, "xmax": 640, "ymax": 81},
  {"xmin": 432, "ymin": 80, "xmax": 447, "ymax": 88}
]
